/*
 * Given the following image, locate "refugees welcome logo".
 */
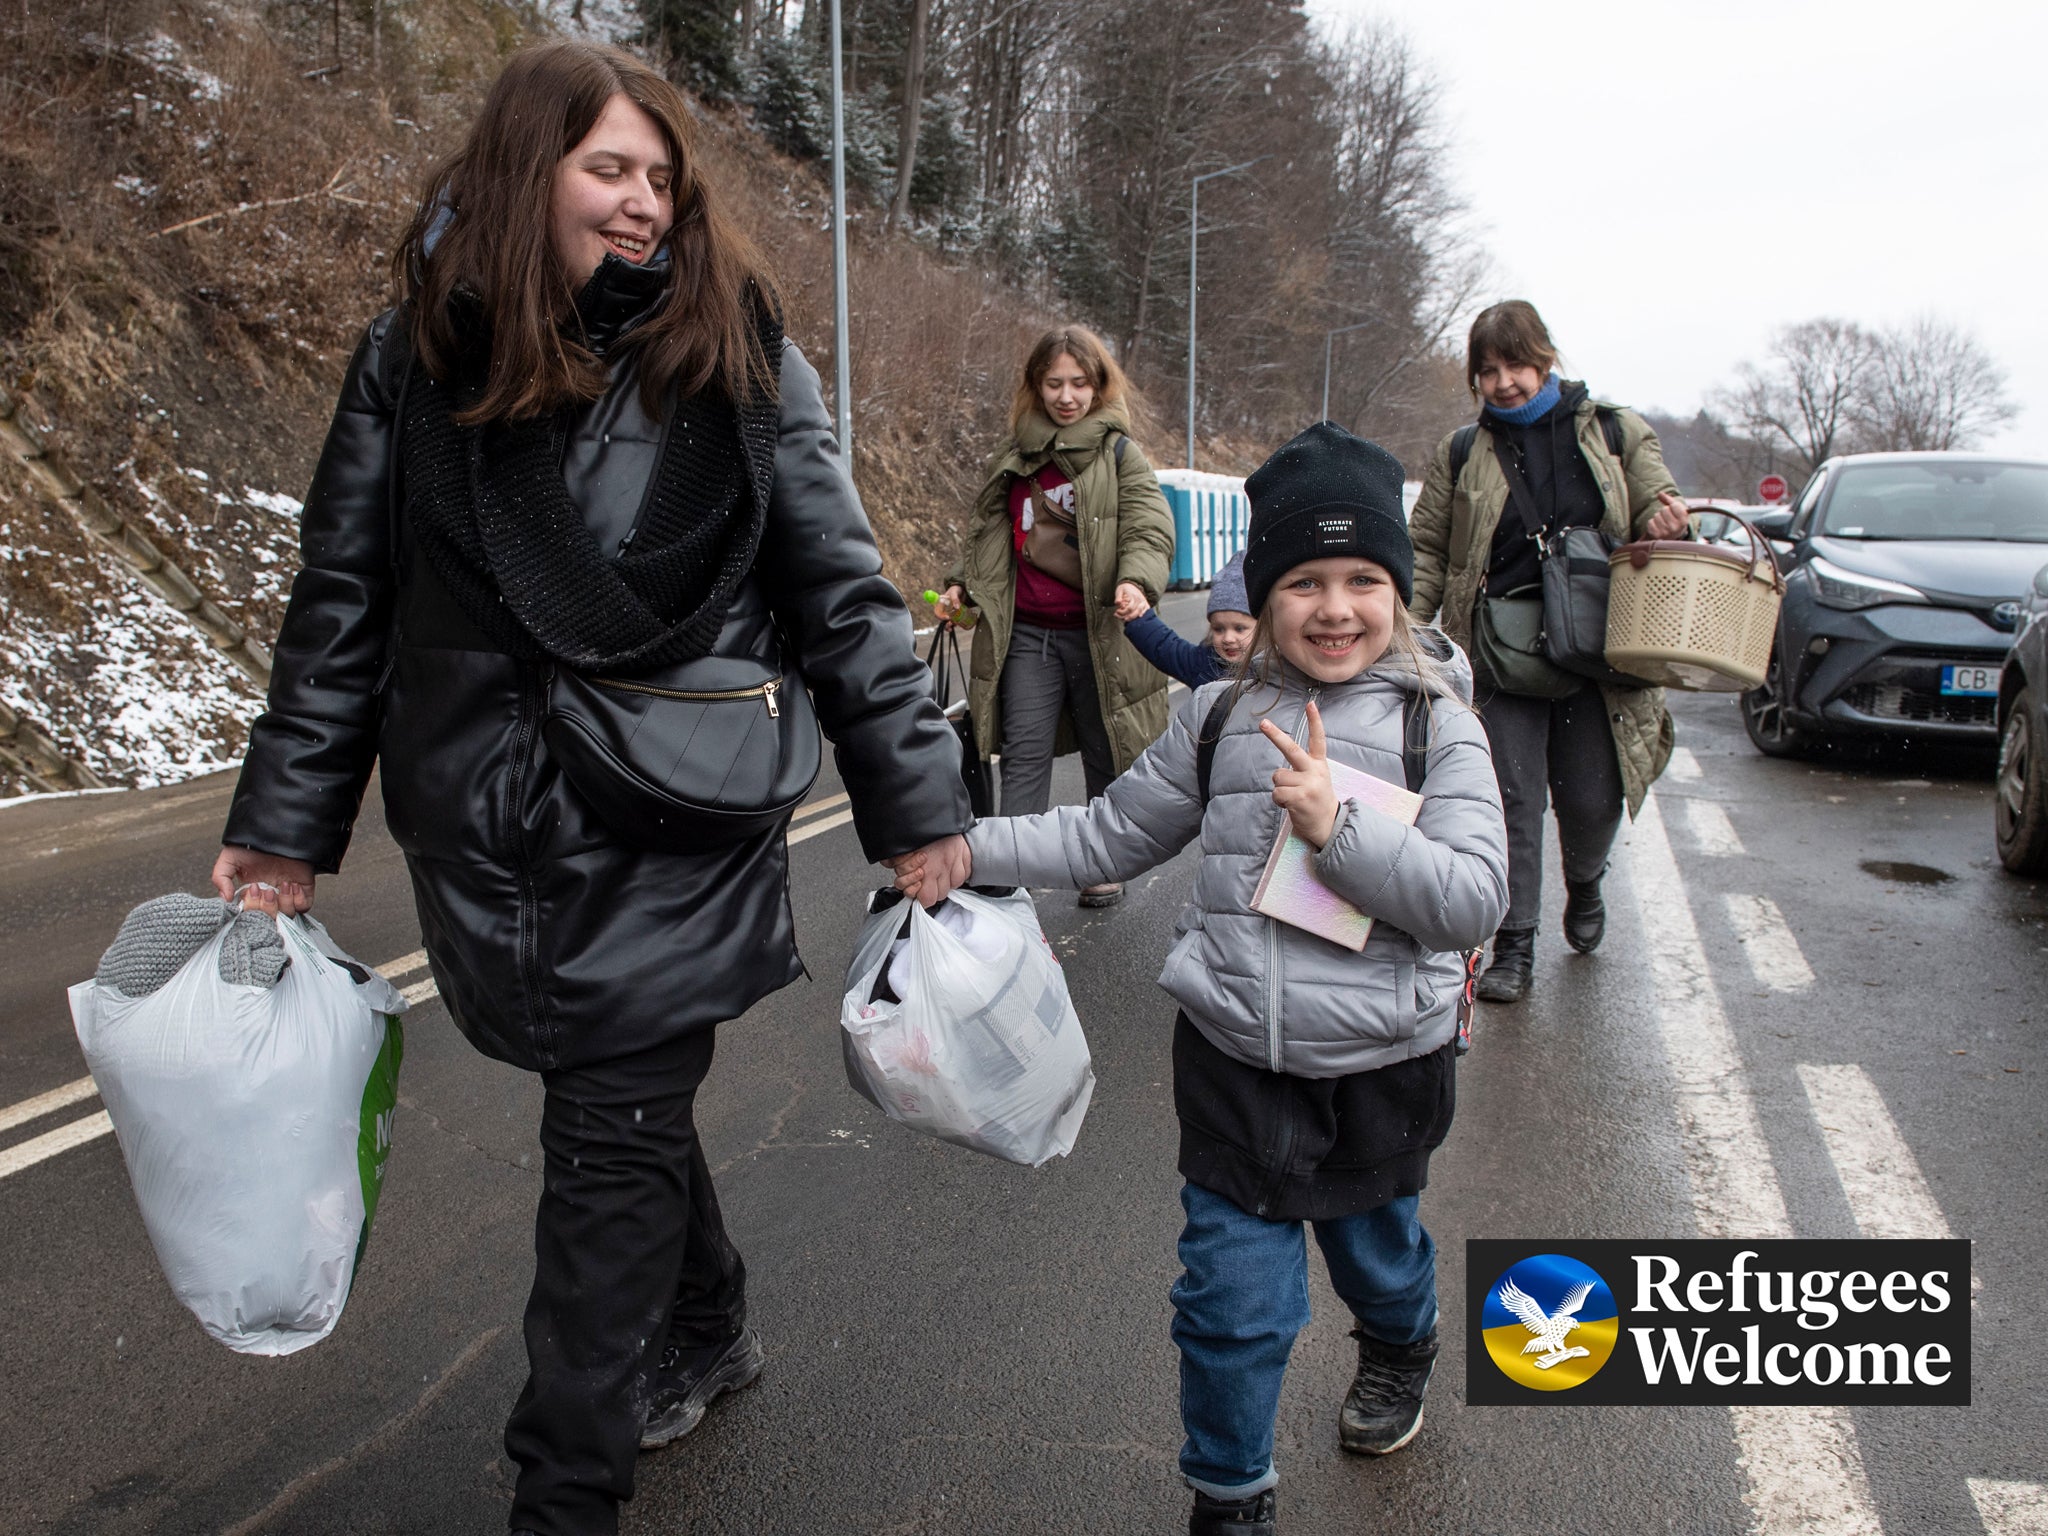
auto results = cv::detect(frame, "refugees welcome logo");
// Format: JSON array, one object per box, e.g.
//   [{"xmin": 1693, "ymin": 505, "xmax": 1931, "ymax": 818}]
[
  {"xmin": 1466, "ymin": 1239, "xmax": 1969, "ymax": 1407},
  {"xmin": 1481, "ymin": 1254, "xmax": 1618, "ymax": 1391}
]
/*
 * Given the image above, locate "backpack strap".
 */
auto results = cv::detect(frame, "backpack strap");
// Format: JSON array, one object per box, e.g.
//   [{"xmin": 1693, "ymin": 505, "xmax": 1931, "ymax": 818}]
[
  {"xmin": 1401, "ymin": 690, "xmax": 1430, "ymax": 794},
  {"xmin": 1194, "ymin": 687, "xmax": 1235, "ymax": 804},
  {"xmin": 1113, "ymin": 433, "xmax": 1128, "ymax": 467},
  {"xmin": 1596, "ymin": 404, "xmax": 1626, "ymax": 462},
  {"xmin": 1448, "ymin": 423, "xmax": 1478, "ymax": 489}
]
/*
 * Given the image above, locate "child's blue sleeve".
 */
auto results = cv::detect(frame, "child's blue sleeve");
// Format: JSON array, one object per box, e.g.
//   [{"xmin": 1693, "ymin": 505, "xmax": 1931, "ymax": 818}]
[{"xmin": 1124, "ymin": 609, "xmax": 1225, "ymax": 688}]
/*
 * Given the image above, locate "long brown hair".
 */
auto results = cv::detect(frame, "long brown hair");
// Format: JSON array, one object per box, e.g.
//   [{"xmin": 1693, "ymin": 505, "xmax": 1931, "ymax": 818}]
[
  {"xmin": 1464, "ymin": 300, "xmax": 1559, "ymax": 399},
  {"xmin": 394, "ymin": 41, "xmax": 778, "ymax": 423},
  {"xmin": 1008, "ymin": 325, "xmax": 1141, "ymax": 436}
]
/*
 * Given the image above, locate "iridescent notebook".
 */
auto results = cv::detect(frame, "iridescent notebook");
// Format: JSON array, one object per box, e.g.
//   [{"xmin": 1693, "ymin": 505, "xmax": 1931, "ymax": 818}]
[{"xmin": 1249, "ymin": 761, "xmax": 1424, "ymax": 952}]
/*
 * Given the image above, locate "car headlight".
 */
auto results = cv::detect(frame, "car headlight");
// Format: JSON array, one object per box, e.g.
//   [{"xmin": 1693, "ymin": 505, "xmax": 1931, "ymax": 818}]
[{"xmin": 1806, "ymin": 556, "xmax": 1929, "ymax": 611}]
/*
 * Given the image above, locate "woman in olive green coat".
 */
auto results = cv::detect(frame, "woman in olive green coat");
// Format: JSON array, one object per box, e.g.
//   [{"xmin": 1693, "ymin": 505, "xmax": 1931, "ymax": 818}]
[
  {"xmin": 935, "ymin": 325, "xmax": 1174, "ymax": 906},
  {"xmin": 1409, "ymin": 300, "xmax": 1689, "ymax": 1001}
]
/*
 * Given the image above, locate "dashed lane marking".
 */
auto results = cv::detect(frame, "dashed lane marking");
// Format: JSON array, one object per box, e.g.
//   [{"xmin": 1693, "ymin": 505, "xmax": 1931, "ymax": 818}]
[
  {"xmin": 376, "ymin": 950, "xmax": 427, "ymax": 982},
  {"xmin": 0, "ymin": 1074, "xmax": 97, "ymax": 1135},
  {"xmin": 1969, "ymin": 1479, "xmax": 2048, "ymax": 1536},
  {"xmin": 1725, "ymin": 893, "xmax": 1817, "ymax": 992},
  {"xmin": 788, "ymin": 807, "xmax": 856, "ymax": 846},
  {"xmin": 1684, "ymin": 797, "xmax": 1746, "ymax": 856},
  {"xmin": 1627, "ymin": 793, "xmax": 1882, "ymax": 1536},
  {"xmin": 0, "ymin": 1109, "xmax": 112, "ymax": 1179},
  {"xmin": 1667, "ymin": 745, "xmax": 1703, "ymax": 781},
  {"xmin": 1798, "ymin": 1063, "xmax": 1981, "ymax": 1301},
  {"xmin": 400, "ymin": 977, "xmax": 439, "ymax": 1006}
]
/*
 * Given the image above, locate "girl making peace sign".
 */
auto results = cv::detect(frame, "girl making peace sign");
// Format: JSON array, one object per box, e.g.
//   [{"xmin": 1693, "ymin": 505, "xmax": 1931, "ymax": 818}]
[{"xmin": 897, "ymin": 424, "xmax": 1507, "ymax": 1535}]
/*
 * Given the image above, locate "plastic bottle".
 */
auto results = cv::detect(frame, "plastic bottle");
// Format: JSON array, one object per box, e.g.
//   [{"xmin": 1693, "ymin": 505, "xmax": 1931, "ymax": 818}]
[{"xmin": 922, "ymin": 589, "xmax": 977, "ymax": 627}]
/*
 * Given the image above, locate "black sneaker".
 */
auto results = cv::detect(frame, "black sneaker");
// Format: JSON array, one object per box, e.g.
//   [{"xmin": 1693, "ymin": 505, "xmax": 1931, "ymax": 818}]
[
  {"xmin": 1338, "ymin": 1326, "xmax": 1438, "ymax": 1456},
  {"xmin": 1190, "ymin": 1488, "xmax": 1276, "ymax": 1535},
  {"xmin": 1475, "ymin": 927, "xmax": 1533, "ymax": 1003},
  {"xmin": 1563, "ymin": 875, "xmax": 1606, "ymax": 953},
  {"xmin": 639, "ymin": 1326, "xmax": 765, "ymax": 1450}
]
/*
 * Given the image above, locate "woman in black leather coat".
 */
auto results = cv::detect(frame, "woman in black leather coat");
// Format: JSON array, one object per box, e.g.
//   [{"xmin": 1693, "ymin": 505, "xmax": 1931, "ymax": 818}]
[{"xmin": 210, "ymin": 42, "xmax": 970, "ymax": 1536}]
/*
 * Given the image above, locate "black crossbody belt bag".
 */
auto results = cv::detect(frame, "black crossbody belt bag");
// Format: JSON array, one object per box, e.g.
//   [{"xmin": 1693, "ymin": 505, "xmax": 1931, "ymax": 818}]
[{"xmin": 543, "ymin": 653, "xmax": 821, "ymax": 852}]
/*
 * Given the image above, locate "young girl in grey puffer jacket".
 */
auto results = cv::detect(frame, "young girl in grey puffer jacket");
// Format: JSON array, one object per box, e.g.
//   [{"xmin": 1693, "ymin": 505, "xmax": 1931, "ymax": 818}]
[{"xmin": 906, "ymin": 424, "xmax": 1507, "ymax": 1536}]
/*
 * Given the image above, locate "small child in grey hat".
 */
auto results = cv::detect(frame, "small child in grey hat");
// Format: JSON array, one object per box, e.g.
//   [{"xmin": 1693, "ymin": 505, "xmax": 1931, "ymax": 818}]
[{"xmin": 1121, "ymin": 551, "xmax": 1255, "ymax": 688}]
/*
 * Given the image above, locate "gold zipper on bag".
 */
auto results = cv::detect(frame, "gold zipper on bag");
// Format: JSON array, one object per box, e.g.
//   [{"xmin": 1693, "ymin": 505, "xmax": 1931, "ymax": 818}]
[{"xmin": 590, "ymin": 677, "xmax": 782, "ymax": 717}]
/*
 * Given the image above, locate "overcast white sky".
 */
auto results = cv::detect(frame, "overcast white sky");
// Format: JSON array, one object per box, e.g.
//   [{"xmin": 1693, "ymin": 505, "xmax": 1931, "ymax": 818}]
[{"xmin": 1305, "ymin": 0, "xmax": 2047, "ymax": 457}]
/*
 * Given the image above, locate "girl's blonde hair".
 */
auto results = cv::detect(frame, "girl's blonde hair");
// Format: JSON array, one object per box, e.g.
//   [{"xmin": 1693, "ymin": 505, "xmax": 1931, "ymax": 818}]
[{"xmin": 1009, "ymin": 325, "xmax": 1139, "ymax": 435}]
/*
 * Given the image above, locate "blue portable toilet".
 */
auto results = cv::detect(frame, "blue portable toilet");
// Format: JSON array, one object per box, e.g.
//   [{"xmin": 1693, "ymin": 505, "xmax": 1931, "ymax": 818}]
[{"xmin": 1157, "ymin": 469, "xmax": 1250, "ymax": 589}]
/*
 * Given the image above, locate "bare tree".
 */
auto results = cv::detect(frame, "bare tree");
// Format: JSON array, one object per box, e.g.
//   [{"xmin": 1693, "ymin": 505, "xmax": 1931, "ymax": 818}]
[
  {"xmin": 1860, "ymin": 316, "xmax": 2017, "ymax": 451},
  {"xmin": 1715, "ymin": 318, "xmax": 1878, "ymax": 473},
  {"xmin": 884, "ymin": 0, "xmax": 931, "ymax": 227}
]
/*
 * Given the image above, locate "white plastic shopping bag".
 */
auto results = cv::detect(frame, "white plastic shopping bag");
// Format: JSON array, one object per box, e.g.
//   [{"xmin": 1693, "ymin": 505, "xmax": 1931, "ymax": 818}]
[
  {"xmin": 840, "ymin": 886, "xmax": 1094, "ymax": 1166},
  {"xmin": 68, "ymin": 911, "xmax": 408, "ymax": 1356}
]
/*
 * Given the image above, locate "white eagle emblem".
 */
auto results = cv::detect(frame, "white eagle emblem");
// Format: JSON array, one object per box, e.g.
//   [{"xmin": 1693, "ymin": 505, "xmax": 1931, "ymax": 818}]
[{"xmin": 1497, "ymin": 1276, "xmax": 1595, "ymax": 1368}]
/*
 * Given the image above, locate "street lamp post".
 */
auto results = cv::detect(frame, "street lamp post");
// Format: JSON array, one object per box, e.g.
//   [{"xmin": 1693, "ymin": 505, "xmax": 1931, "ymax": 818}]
[
  {"xmin": 1321, "ymin": 320, "xmax": 1377, "ymax": 423},
  {"xmin": 828, "ymin": 0, "xmax": 852, "ymax": 455},
  {"xmin": 1186, "ymin": 157, "xmax": 1268, "ymax": 471}
]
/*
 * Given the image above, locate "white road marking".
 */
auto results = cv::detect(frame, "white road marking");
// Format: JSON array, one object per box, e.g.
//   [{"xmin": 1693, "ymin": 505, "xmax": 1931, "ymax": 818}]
[
  {"xmin": 788, "ymin": 807, "xmax": 855, "ymax": 846},
  {"xmin": 1684, "ymin": 797, "xmax": 1746, "ymax": 856},
  {"xmin": 1725, "ymin": 893, "xmax": 1816, "ymax": 992},
  {"xmin": 1667, "ymin": 745, "xmax": 1703, "ymax": 781},
  {"xmin": 376, "ymin": 949, "xmax": 427, "ymax": 981},
  {"xmin": 0, "ymin": 1074, "xmax": 98, "ymax": 1135},
  {"xmin": 400, "ymin": 977, "xmax": 439, "ymax": 1006},
  {"xmin": 1798, "ymin": 1063, "xmax": 1981, "ymax": 1301},
  {"xmin": 1626, "ymin": 794, "xmax": 1882, "ymax": 1536},
  {"xmin": 0, "ymin": 1110, "xmax": 114, "ymax": 1179},
  {"xmin": 793, "ymin": 791, "xmax": 850, "ymax": 821},
  {"xmin": 1969, "ymin": 1479, "xmax": 2048, "ymax": 1536}
]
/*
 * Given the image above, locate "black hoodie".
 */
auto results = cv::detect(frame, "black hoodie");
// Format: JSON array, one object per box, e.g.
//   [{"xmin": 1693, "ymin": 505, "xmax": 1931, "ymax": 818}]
[{"xmin": 1483, "ymin": 378, "xmax": 1607, "ymax": 593}]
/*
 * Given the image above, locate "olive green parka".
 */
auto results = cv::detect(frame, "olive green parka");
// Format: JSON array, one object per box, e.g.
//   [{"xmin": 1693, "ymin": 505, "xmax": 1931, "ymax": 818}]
[
  {"xmin": 945, "ymin": 404, "xmax": 1175, "ymax": 774},
  {"xmin": 1408, "ymin": 394, "xmax": 1678, "ymax": 815}
]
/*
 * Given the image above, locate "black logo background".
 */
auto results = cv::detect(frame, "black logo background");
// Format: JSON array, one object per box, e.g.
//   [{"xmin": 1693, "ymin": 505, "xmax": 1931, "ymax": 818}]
[{"xmin": 1467, "ymin": 1239, "xmax": 1970, "ymax": 1406}]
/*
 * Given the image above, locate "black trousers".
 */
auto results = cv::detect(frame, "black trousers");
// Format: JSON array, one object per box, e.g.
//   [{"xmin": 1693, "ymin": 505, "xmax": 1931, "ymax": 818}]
[
  {"xmin": 1477, "ymin": 683, "xmax": 1625, "ymax": 931},
  {"xmin": 504, "ymin": 1029, "xmax": 746, "ymax": 1536}
]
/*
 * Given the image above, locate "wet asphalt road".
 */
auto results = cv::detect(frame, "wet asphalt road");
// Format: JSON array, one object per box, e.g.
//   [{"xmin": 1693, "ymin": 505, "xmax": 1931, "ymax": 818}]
[{"xmin": 1, "ymin": 590, "xmax": 2042, "ymax": 1536}]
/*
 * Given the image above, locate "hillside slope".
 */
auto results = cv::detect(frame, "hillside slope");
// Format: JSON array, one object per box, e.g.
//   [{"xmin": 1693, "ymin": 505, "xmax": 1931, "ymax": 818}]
[{"xmin": 0, "ymin": 0, "xmax": 1057, "ymax": 796}]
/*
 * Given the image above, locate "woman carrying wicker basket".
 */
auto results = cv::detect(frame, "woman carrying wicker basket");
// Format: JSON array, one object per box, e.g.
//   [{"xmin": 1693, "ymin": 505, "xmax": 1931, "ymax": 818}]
[{"xmin": 1408, "ymin": 301, "xmax": 1689, "ymax": 1003}]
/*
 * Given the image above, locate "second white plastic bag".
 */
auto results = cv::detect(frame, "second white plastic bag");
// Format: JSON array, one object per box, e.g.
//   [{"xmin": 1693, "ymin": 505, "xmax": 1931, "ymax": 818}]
[
  {"xmin": 69, "ymin": 912, "xmax": 407, "ymax": 1357},
  {"xmin": 840, "ymin": 887, "xmax": 1094, "ymax": 1166}
]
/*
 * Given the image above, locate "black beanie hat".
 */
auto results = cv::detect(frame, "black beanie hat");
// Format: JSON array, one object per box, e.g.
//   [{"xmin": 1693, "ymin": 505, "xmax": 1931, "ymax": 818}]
[{"xmin": 1241, "ymin": 422, "xmax": 1412, "ymax": 613}]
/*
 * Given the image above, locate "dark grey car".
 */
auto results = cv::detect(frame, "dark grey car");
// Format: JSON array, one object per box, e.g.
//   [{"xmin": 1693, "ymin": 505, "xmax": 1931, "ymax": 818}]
[
  {"xmin": 1738, "ymin": 453, "xmax": 2048, "ymax": 757},
  {"xmin": 1994, "ymin": 560, "xmax": 2048, "ymax": 873}
]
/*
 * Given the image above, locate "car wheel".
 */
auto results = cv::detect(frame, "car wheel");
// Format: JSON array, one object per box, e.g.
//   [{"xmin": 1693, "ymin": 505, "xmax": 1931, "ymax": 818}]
[
  {"xmin": 1741, "ymin": 652, "xmax": 1808, "ymax": 758},
  {"xmin": 1994, "ymin": 691, "xmax": 2048, "ymax": 874}
]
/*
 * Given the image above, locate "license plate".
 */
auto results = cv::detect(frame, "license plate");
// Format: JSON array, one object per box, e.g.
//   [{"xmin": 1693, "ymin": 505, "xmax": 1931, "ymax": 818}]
[{"xmin": 1941, "ymin": 664, "xmax": 1998, "ymax": 697}]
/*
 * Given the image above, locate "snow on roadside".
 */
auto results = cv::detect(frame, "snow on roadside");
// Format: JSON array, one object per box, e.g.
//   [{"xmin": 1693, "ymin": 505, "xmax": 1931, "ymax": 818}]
[{"xmin": 1, "ymin": 538, "xmax": 261, "ymax": 793}]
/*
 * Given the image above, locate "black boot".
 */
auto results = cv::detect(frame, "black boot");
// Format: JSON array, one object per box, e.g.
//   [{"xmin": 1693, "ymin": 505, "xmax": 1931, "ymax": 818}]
[
  {"xmin": 1190, "ymin": 1489, "xmax": 1277, "ymax": 1535},
  {"xmin": 1563, "ymin": 873, "xmax": 1607, "ymax": 954},
  {"xmin": 639, "ymin": 1326, "xmax": 765, "ymax": 1450},
  {"xmin": 1338, "ymin": 1326, "xmax": 1439, "ymax": 1456},
  {"xmin": 1475, "ymin": 927, "xmax": 1534, "ymax": 1003}
]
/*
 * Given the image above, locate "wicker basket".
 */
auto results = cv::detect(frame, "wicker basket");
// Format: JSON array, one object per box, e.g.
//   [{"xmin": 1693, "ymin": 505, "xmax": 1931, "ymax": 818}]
[{"xmin": 1605, "ymin": 522, "xmax": 1784, "ymax": 692}]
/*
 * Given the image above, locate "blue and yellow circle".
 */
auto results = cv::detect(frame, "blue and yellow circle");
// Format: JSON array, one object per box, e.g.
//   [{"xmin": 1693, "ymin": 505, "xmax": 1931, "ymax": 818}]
[{"xmin": 1481, "ymin": 1253, "xmax": 1618, "ymax": 1391}]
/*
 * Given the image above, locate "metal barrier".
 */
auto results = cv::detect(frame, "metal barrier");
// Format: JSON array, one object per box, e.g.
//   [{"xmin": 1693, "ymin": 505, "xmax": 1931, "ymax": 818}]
[{"xmin": 1157, "ymin": 469, "xmax": 1249, "ymax": 589}]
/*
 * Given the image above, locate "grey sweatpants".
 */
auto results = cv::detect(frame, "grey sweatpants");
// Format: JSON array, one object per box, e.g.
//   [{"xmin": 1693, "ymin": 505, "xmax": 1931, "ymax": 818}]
[
  {"xmin": 1478, "ymin": 684, "xmax": 1624, "ymax": 931},
  {"xmin": 999, "ymin": 621, "xmax": 1117, "ymax": 816}
]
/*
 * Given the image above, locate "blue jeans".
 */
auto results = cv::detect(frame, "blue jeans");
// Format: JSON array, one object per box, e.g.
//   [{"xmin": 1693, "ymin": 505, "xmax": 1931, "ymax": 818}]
[{"xmin": 1171, "ymin": 1181, "xmax": 1437, "ymax": 1498}]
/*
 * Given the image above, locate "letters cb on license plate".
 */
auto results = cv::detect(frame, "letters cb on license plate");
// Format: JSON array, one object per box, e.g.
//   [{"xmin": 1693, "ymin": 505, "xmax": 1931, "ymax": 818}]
[{"xmin": 1941, "ymin": 663, "xmax": 1998, "ymax": 696}]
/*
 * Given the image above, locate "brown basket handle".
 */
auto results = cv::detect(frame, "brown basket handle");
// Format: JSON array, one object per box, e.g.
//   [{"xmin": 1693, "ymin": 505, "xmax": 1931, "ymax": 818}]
[{"xmin": 1623, "ymin": 512, "xmax": 1786, "ymax": 593}]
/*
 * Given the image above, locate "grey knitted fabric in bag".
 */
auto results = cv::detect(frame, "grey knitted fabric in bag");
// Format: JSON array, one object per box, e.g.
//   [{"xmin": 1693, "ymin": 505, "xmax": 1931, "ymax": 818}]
[{"xmin": 96, "ymin": 893, "xmax": 290, "ymax": 997}]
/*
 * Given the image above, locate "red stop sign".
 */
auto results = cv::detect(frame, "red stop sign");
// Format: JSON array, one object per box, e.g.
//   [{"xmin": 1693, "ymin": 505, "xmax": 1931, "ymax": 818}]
[{"xmin": 1759, "ymin": 474, "xmax": 1789, "ymax": 503}]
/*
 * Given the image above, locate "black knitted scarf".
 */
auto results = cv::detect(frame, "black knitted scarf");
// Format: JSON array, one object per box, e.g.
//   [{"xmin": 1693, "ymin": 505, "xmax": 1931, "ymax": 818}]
[{"xmin": 399, "ymin": 301, "xmax": 783, "ymax": 672}]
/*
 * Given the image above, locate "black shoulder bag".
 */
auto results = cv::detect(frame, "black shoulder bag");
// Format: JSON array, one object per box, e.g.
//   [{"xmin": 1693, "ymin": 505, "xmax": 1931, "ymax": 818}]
[{"xmin": 929, "ymin": 622, "xmax": 992, "ymax": 819}]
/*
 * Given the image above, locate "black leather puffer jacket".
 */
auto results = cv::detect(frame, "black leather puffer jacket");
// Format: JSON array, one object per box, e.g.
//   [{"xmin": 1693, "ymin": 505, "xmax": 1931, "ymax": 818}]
[{"xmin": 223, "ymin": 279, "xmax": 971, "ymax": 1071}]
